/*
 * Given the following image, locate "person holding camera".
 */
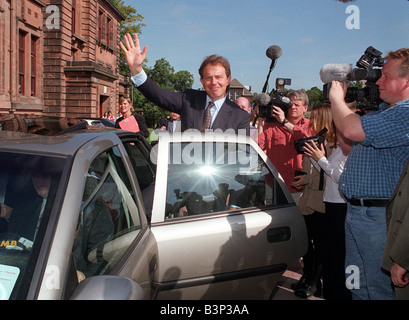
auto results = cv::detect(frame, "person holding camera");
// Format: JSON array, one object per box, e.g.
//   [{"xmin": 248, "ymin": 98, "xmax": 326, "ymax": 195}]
[
  {"xmin": 290, "ymin": 103, "xmax": 338, "ymax": 298},
  {"xmin": 257, "ymin": 90, "xmax": 311, "ymax": 203},
  {"xmin": 301, "ymin": 103, "xmax": 353, "ymax": 300},
  {"xmin": 329, "ymin": 48, "xmax": 409, "ymax": 300}
]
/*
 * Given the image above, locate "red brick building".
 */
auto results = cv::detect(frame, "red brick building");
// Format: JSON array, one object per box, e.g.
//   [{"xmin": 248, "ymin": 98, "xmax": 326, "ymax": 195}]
[
  {"xmin": 228, "ymin": 78, "xmax": 253, "ymax": 102},
  {"xmin": 0, "ymin": 0, "xmax": 129, "ymax": 118}
]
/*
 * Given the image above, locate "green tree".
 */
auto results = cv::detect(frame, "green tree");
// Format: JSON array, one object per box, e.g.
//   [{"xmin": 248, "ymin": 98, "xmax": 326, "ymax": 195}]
[
  {"xmin": 173, "ymin": 71, "xmax": 195, "ymax": 92},
  {"xmin": 306, "ymin": 86, "xmax": 324, "ymax": 110},
  {"xmin": 135, "ymin": 58, "xmax": 194, "ymax": 128},
  {"xmin": 110, "ymin": 1, "xmax": 194, "ymax": 128},
  {"xmin": 110, "ymin": 0, "xmax": 146, "ymax": 74}
]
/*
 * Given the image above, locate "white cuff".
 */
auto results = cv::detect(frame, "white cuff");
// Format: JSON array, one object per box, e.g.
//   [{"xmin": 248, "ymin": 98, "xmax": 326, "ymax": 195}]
[{"xmin": 131, "ymin": 69, "xmax": 148, "ymax": 87}]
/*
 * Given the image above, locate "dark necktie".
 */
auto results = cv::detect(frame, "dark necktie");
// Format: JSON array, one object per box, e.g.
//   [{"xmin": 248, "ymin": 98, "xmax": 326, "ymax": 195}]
[{"xmin": 201, "ymin": 102, "xmax": 215, "ymax": 131}]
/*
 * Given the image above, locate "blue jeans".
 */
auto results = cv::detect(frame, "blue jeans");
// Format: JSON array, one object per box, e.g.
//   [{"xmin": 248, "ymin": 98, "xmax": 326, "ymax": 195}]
[{"xmin": 344, "ymin": 204, "xmax": 395, "ymax": 300}]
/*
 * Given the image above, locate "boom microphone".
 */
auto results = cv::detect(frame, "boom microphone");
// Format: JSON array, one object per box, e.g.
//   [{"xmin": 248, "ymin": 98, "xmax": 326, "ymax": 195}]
[
  {"xmin": 266, "ymin": 45, "xmax": 283, "ymax": 61},
  {"xmin": 262, "ymin": 45, "xmax": 283, "ymax": 93},
  {"xmin": 320, "ymin": 63, "xmax": 353, "ymax": 83},
  {"xmin": 254, "ymin": 93, "xmax": 271, "ymax": 107}
]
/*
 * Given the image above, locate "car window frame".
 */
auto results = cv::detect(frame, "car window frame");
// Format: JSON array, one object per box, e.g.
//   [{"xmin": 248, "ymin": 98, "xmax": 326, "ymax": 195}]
[
  {"xmin": 34, "ymin": 133, "xmax": 153, "ymax": 299},
  {"xmin": 150, "ymin": 132, "xmax": 295, "ymax": 224}
]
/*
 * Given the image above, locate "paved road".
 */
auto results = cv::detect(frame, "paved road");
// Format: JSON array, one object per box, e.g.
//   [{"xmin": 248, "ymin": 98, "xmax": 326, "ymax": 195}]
[{"xmin": 270, "ymin": 261, "xmax": 323, "ymax": 300}]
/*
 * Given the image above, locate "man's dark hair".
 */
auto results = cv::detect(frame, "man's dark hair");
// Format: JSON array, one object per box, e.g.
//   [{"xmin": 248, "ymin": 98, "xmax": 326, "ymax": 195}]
[{"xmin": 198, "ymin": 55, "xmax": 231, "ymax": 79}]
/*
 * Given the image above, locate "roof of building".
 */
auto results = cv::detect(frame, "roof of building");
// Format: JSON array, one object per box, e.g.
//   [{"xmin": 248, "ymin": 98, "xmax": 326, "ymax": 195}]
[{"xmin": 229, "ymin": 79, "xmax": 253, "ymax": 98}]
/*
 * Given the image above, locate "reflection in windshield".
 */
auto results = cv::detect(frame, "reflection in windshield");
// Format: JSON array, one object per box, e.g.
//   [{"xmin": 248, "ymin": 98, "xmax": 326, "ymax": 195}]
[{"xmin": 0, "ymin": 152, "xmax": 65, "ymax": 299}]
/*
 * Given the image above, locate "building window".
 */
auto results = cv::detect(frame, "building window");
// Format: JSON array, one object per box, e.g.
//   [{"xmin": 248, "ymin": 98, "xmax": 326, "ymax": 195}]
[
  {"xmin": 31, "ymin": 36, "xmax": 38, "ymax": 97},
  {"xmin": 19, "ymin": 31, "xmax": 26, "ymax": 95},
  {"xmin": 97, "ymin": 9, "xmax": 113, "ymax": 49},
  {"xmin": 72, "ymin": 0, "xmax": 76, "ymax": 34},
  {"xmin": 106, "ymin": 16, "xmax": 111, "ymax": 47},
  {"xmin": 98, "ymin": 10, "xmax": 104, "ymax": 42}
]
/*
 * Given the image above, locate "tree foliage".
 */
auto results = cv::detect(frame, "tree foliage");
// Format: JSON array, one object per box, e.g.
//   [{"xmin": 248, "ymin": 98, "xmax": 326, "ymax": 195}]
[
  {"xmin": 306, "ymin": 87, "xmax": 325, "ymax": 109},
  {"xmin": 110, "ymin": 0, "xmax": 146, "ymax": 74},
  {"xmin": 136, "ymin": 58, "xmax": 194, "ymax": 128},
  {"xmin": 110, "ymin": 1, "xmax": 193, "ymax": 128}
]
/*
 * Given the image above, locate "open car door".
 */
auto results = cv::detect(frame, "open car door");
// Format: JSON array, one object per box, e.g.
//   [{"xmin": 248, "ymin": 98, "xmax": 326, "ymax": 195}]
[{"xmin": 149, "ymin": 132, "xmax": 307, "ymax": 299}]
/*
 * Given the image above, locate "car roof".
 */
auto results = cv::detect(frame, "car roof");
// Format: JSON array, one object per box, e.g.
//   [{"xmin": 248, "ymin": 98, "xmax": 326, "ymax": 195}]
[
  {"xmin": 0, "ymin": 126, "xmax": 122, "ymax": 157},
  {"xmin": 0, "ymin": 114, "xmax": 114, "ymax": 135}
]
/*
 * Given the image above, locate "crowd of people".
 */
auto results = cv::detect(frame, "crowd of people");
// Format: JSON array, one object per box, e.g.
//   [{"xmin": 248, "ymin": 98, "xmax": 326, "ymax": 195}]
[{"xmin": 119, "ymin": 33, "xmax": 409, "ymax": 300}]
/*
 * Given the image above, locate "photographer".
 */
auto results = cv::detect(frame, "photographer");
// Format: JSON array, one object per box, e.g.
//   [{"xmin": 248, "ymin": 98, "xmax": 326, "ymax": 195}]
[
  {"xmin": 329, "ymin": 48, "xmax": 409, "ymax": 300},
  {"xmin": 290, "ymin": 103, "xmax": 335, "ymax": 299},
  {"xmin": 257, "ymin": 90, "xmax": 311, "ymax": 202}
]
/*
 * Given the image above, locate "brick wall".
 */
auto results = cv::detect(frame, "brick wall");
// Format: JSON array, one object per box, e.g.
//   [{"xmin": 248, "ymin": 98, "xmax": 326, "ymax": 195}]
[{"xmin": 0, "ymin": 0, "xmax": 127, "ymax": 118}]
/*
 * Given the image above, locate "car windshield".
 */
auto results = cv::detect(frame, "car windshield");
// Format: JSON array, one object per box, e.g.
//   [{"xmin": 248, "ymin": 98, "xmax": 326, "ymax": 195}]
[{"xmin": 0, "ymin": 152, "xmax": 66, "ymax": 299}]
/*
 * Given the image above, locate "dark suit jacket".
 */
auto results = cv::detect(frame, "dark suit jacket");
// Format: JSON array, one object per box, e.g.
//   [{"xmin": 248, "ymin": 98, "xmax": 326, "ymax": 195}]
[
  {"xmin": 382, "ymin": 160, "xmax": 409, "ymax": 273},
  {"xmin": 136, "ymin": 77, "xmax": 250, "ymax": 135},
  {"xmin": 382, "ymin": 160, "xmax": 409, "ymax": 299}
]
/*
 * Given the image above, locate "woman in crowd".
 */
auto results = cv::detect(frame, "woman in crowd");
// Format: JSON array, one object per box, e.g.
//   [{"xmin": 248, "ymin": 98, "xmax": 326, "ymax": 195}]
[
  {"xmin": 303, "ymin": 105, "xmax": 353, "ymax": 300},
  {"xmin": 291, "ymin": 103, "xmax": 336, "ymax": 298},
  {"xmin": 115, "ymin": 96, "xmax": 149, "ymax": 138}
]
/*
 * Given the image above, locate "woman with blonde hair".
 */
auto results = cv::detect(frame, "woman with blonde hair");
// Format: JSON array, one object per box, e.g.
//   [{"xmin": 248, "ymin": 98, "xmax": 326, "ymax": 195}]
[
  {"xmin": 291, "ymin": 103, "xmax": 335, "ymax": 298},
  {"xmin": 115, "ymin": 96, "xmax": 149, "ymax": 138},
  {"xmin": 300, "ymin": 103, "xmax": 353, "ymax": 300}
]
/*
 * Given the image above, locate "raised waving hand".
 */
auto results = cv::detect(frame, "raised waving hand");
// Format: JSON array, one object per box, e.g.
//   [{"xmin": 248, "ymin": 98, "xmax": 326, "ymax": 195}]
[{"xmin": 119, "ymin": 33, "xmax": 148, "ymax": 76}]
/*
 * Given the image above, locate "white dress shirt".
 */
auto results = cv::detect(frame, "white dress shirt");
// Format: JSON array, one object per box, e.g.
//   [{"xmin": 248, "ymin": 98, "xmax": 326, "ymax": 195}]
[{"xmin": 317, "ymin": 146, "xmax": 348, "ymax": 203}]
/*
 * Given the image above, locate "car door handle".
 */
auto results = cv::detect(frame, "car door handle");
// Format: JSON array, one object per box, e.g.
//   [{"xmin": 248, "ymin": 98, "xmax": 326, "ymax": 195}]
[{"xmin": 267, "ymin": 227, "xmax": 291, "ymax": 243}]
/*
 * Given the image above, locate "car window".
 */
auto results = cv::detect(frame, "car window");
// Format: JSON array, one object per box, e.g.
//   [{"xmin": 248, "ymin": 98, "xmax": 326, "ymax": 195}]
[
  {"xmin": 0, "ymin": 152, "xmax": 66, "ymax": 299},
  {"xmin": 73, "ymin": 146, "xmax": 142, "ymax": 281},
  {"xmin": 165, "ymin": 142, "xmax": 288, "ymax": 219}
]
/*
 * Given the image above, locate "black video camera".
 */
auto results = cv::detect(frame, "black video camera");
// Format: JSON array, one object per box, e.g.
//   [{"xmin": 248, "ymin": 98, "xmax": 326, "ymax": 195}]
[
  {"xmin": 323, "ymin": 46, "xmax": 384, "ymax": 111},
  {"xmin": 258, "ymin": 95, "xmax": 293, "ymax": 119},
  {"xmin": 258, "ymin": 78, "xmax": 293, "ymax": 120},
  {"xmin": 294, "ymin": 128, "xmax": 328, "ymax": 154}
]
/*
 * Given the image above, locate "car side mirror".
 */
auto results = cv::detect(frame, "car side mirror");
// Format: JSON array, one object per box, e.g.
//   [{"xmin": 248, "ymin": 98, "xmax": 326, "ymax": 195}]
[{"xmin": 70, "ymin": 275, "xmax": 145, "ymax": 300}]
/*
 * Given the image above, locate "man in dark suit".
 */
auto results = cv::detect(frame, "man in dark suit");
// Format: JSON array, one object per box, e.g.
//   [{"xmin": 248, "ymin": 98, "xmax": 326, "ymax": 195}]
[
  {"xmin": 382, "ymin": 160, "xmax": 409, "ymax": 300},
  {"xmin": 120, "ymin": 33, "xmax": 250, "ymax": 135},
  {"xmin": 156, "ymin": 113, "xmax": 181, "ymax": 133}
]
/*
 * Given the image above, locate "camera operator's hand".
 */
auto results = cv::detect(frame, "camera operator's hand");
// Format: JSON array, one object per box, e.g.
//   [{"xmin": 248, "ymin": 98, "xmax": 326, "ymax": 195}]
[
  {"xmin": 329, "ymin": 80, "xmax": 366, "ymax": 142},
  {"xmin": 272, "ymin": 105, "xmax": 286, "ymax": 123},
  {"xmin": 255, "ymin": 105, "xmax": 267, "ymax": 135},
  {"xmin": 329, "ymin": 81, "xmax": 348, "ymax": 104}
]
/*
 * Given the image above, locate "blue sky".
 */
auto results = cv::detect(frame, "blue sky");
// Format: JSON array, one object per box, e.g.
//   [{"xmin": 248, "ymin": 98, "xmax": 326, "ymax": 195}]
[{"xmin": 123, "ymin": 0, "xmax": 408, "ymax": 93}]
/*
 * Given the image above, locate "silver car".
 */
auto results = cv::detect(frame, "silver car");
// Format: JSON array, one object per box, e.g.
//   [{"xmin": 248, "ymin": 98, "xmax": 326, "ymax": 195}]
[{"xmin": 0, "ymin": 127, "xmax": 307, "ymax": 300}]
